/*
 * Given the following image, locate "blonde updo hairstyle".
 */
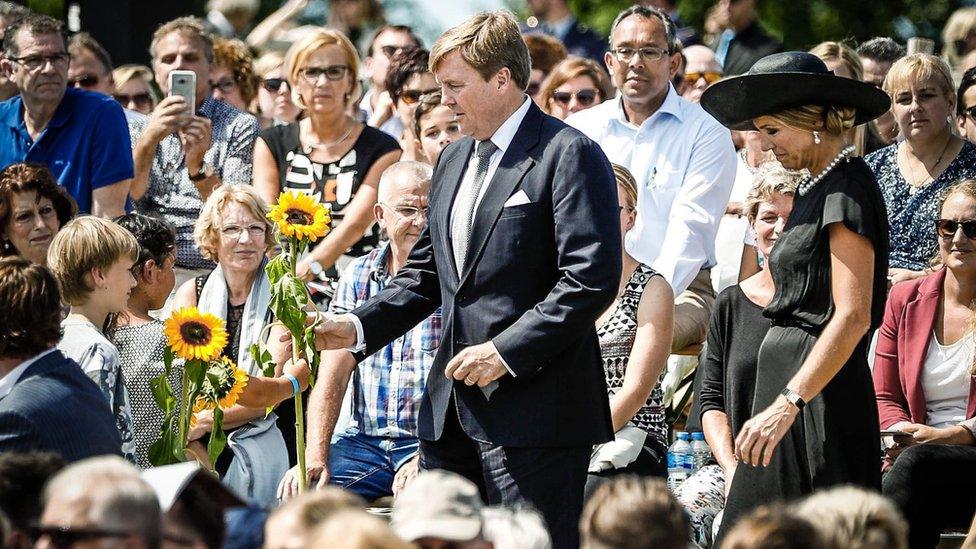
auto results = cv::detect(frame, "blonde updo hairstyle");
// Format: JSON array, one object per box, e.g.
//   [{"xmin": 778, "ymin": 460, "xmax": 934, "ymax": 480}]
[
  {"xmin": 284, "ymin": 28, "xmax": 361, "ymax": 110},
  {"xmin": 769, "ymin": 104, "xmax": 857, "ymax": 139}
]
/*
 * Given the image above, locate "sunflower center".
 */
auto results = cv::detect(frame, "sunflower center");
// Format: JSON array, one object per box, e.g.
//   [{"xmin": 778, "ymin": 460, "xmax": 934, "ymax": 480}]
[
  {"xmin": 285, "ymin": 208, "xmax": 314, "ymax": 226},
  {"xmin": 180, "ymin": 322, "xmax": 212, "ymax": 345}
]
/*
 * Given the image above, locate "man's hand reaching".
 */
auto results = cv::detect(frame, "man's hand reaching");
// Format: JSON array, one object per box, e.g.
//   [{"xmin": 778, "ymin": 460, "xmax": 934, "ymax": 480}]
[{"xmin": 281, "ymin": 313, "xmax": 358, "ymax": 351}]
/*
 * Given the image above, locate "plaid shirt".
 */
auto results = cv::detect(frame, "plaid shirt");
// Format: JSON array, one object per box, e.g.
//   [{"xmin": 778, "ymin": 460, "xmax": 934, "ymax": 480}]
[{"xmin": 330, "ymin": 242, "xmax": 441, "ymax": 439}]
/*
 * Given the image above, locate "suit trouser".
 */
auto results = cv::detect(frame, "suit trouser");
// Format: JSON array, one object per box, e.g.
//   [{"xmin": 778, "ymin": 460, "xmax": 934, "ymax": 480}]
[
  {"xmin": 672, "ymin": 268, "xmax": 716, "ymax": 352},
  {"xmin": 419, "ymin": 395, "xmax": 590, "ymax": 549}
]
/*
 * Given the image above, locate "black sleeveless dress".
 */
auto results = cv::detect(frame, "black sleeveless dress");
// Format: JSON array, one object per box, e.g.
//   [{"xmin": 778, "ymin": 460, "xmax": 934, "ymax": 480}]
[{"xmin": 719, "ymin": 157, "xmax": 888, "ymax": 533}]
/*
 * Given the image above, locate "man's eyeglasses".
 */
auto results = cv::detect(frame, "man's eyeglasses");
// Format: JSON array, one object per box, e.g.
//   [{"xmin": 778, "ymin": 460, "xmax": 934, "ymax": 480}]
[
  {"xmin": 685, "ymin": 71, "xmax": 722, "ymax": 85},
  {"xmin": 552, "ymin": 89, "xmax": 599, "ymax": 107},
  {"xmin": 382, "ymin": 203, "xmax": 429, "ymax": 220},
  {"xmin": 210, "ymin": 78, "xmax": 237, "ymax": 94},
  {"xmin": 29, "ymin": 524, "xmax": 133, "ymax": 549},
  {"xmin": 399, "ymin": 88, "xmax": 439, "ymax": 105},
  {"xmin": 936, "ymin": 219, "xmax": 976, "ymax": 239},
  {"xmin": 113, "ymin": 92, "xmax": 153, "ymax": 109},
  {"xmin": 69, "ymin": 74, "xmax": 99, "ymax": 88},
  {"xmin": 221, "ymin": 224, "xmax": 268, "ymax": 240},
  {"xmin": 8, "ymin": 52, "xmax": 69, "ymax": 71},
  {"xmin": 261, "ymin": 77, "xmax": 290, "ymax": 93},
  {"xmin": 299, "ymin": 65, "xmax": 350, "ymax": 84},
  {"xmin": 379, "ymin": 45, "xmax": 406, "ymax": 58},
  {"xmin": 610, "ymin": 46, "xmax": 670, "ymax": 63}
]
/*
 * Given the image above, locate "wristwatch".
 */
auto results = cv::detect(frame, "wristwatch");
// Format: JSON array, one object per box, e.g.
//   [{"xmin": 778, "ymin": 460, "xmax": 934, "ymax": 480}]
[
  {"xmin": 188, "ymin": 162, "xmax": 214, "ymax": 181},
  {"xmin": 308, "ymin": 260, "xmax": 324, "ymax": 279},
  {"xmin": 781, "ymin": 388, "xmax": 806, "ymax": 411}
]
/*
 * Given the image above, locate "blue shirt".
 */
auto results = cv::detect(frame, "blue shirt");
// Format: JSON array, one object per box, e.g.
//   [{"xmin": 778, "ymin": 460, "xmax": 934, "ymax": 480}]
[{"xmin": 0, "ymin": 87, "xmax": 134, "ymax": 214}]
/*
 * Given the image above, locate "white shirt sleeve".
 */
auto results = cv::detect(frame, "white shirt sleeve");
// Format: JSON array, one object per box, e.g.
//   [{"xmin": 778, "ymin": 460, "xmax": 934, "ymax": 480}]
[{"xmin": 344, "ymin": 313, "xmax": 367, "ymax": 353}]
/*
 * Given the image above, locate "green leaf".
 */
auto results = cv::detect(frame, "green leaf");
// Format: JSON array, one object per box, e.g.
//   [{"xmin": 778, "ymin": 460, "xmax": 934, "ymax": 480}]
[
  {"xmin": 266, "ymin": 254, "xmax": 289, "ymax": 285},
  {"xmin": 148, "ymin": 417, "xmax": 181, "ymax": 466},
  {"xmin": 304, "ymin": 326, "xmax": 320, "ymax": 388},
  {"xmin": 207, "ymin": 407, "xmax": 228, "ymax": 468},
  {"xmin": 249, "ymin": 342, "xmax": 276, "ymax": 379},
  {"xmin": 271, "ymin": 273, "xmax": 309, "ymax": 338},
  {"xmin": 150, "ymin": 373, "xmax": 175, "ymax": 416}
]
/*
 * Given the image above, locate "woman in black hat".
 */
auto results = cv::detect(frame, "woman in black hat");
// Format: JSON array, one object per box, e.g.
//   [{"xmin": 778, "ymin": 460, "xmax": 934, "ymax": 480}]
[{"xmin": 700, "ymin": 51, "xmax": 891, "ymax": 534}]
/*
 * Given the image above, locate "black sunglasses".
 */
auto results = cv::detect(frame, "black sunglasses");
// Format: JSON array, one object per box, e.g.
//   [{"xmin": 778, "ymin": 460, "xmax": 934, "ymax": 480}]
[
  {"xmin": 113, "ymin": 92, "xmax": 153, "ymax": 108},
  {"xmin": 552, "ymin": 89, "xmax": 599, "ymax": 107},
  {"xmin": 399, "ymin": 87, "xmax": 439, "ymax": 105},
  {"xmin": 30, "ymin": 525, "xmax": 132, "ymax": 549},
  {"xmin": 70, "ymin": 74, "xmax": 99, "ymax": 88},
  {"xmin": 379, "ymin": 45, "xmax": 406, "ymax": 58},
  {"xmin": 936, "ymin": 218, "xmax": 976, "ymax": 239},
  {"xmin": 261, "ymin": 77, "xmax": 290, "ymax": 93}
]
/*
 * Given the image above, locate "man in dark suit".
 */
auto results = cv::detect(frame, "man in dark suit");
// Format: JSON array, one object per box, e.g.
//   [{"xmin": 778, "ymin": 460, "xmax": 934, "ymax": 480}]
[
  {"xmin": 520, "ymin": 0, "xmax": 606, "ymax": 63},
  {"xmin": 306, "ymin": 10, "xmax": 621, "ymax": 547},
  {"xmin": 712, "ymin": 0, "xmax": 781, "ymax": 77},
  {"xmin": 0, "ymin": 257, "xmax": 121, "ymax": 461}
]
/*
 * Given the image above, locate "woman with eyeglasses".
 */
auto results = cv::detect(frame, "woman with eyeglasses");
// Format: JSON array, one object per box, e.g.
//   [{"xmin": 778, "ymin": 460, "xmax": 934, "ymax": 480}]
[
  {"xmin": 210, "ymin": 37, "xmax": 258, "ymax": 113},
  {"xmin": 0, "ymin": 162, "xmax": 77, "ymax": 267},
  {"xmin": 254, "ymin": 51, "xmax": 302, "ymax": 129},
  {"xmin": 253, "ymin": 29, "xmax": 401, "ymax": 282},
  {"xmin": 866, "ymin": 54, "xmax": 976, "ymax": 286},
  {"xmin": 538, "ymin": 56, "xmax": 613, "ymax": 120},
  {"xmin": 112, "ymin": 65, "xmax": 158, "ymax": 115},
  {"xmin": 385, "ymin": 46, "xmax": 438, "ymax": 161},
  {"xmin": 874, "ymin": 179, "xmax": 976, "ymax": 548}
]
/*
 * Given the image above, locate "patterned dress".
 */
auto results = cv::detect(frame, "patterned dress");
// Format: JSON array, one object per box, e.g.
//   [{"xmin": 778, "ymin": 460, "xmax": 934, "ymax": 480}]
[
  {"xmin": 865, "ymin": 141, "xmax": 976, "ymax": 270},
  {"xmin": 597, "ymin": 263, "xmax": 668, "ymax": 450}
]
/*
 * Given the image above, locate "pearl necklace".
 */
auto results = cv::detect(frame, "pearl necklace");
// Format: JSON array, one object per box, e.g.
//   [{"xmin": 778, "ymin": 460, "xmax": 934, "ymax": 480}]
[{"xmin": 797, "ymin": 145, "xmax": 856, "ymax": 196}]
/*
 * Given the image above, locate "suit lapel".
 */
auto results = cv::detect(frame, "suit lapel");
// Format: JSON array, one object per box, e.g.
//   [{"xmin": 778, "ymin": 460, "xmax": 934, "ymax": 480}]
[
  {"xmin": 437, "ymin": 139, "xmax": 475, "ymax": 285},
  {"xmin": 902, "ymin": 271, "xmax": 944, "ymax": 423}
]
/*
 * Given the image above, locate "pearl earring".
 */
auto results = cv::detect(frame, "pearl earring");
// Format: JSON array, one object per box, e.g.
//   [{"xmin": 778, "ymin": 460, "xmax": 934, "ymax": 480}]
[{"xmin": 813, "ymin": 131, "xmax": 822, "ymax": 145}]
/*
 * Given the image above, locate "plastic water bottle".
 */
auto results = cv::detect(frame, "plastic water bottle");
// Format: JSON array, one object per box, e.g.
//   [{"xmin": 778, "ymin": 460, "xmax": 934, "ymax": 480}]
[
  {"xmin": 667, "ymin": 431, "xmax": 692, "ymax": 491},
  {"xmin": 690, "ymin": 431, "xmax": 712, "ymax": 473}
]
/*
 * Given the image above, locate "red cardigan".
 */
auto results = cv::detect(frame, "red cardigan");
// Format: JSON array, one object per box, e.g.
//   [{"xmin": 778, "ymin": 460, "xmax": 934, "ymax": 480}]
[{"xmin": 873, "ymin": 268, "xmax": 976, "ymax": 429}]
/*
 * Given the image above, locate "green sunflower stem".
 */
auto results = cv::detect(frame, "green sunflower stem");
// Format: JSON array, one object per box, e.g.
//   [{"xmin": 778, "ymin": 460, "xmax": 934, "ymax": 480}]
[{"xmin": 294, "ymin": 337, "xmax": 307, "ymax": 494}]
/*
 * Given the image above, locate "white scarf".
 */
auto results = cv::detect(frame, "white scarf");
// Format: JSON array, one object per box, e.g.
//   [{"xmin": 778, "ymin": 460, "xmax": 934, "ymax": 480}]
[{"xmin": 197, "ymin": 258, "xmax": 271, "ymax": 375}]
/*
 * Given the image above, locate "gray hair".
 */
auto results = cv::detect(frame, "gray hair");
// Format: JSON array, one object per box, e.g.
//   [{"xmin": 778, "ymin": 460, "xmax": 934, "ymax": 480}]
[
  {"xmin": 378, "ymin": 161, "xmax": 433, "ymax": 203},
  {"xmin": 44, "ymin": 456, "xmax": 161, "ymax": 549},
  {"xmin": 792, "ymin": 485, "xmax": 907, "ymax": 549},
  {"xmin": 743, "ymin": 162, "xmax": 800, "ymax": 221},
  {"xmin": 856, "ymin": 37, "xmax": 906, "ymax": 64},
  {"xmin": 608, "ymin": 5, "xmax": 678, "ymax": 54}
]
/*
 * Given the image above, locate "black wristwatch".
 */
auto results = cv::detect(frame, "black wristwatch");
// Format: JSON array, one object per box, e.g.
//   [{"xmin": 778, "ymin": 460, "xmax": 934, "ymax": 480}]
[
  {"xmin": 188, "ymin": 162, "xmax": 214, "ymax": 181},
  {"xmin": 781, "ymin": 388, "xmax": 806, "ymax": 411}
]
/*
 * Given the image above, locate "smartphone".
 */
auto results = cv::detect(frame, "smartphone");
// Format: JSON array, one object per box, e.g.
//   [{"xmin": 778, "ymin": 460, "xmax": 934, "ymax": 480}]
[{"xmin": 168, "ymin": 70, "xmax": 196, "ymax": 118}]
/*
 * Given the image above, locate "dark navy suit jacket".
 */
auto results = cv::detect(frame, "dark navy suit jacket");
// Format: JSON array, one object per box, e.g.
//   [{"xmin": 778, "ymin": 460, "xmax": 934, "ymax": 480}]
[
  {"xmin": 0, "ymin": 349, "xmax": 121, "ymax": 461},
  {"xmin": 353, "ymin": 101, "xmax": 621, "ymax": 447}
]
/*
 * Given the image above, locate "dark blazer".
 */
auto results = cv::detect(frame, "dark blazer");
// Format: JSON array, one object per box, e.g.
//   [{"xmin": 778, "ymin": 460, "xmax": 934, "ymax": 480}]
[
  {"xmin": 0, "ymin": 349, "xmax": 122, "ymax": 461},
  {"xmin": 873, "ymin": 268, "xmax": 976, "ymax": 428},
  {"xmin": 720, "ymin": 20, "xmax": 782, "ymax": 77},
  {"xmin": 354, "ymin": 101, "xmax": 621, "ymax": 447}
]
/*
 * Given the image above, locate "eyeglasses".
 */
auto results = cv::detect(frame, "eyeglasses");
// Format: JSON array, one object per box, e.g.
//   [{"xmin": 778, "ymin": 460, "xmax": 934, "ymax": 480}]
[
  {"xmin": 69, "ymin": 74, "xmax": 99, "ymax": 88},
  {"xmin": 379, "ymin": 45, "xmax": 406, "ymax": 58},
  {"xmin": 299, "ymin": 65, "xmax": 350, "ymax": 84},
  {"xmin": 8, "ymin": 52, "xmax": 69, "ymax": 71},
  {"xmin": 610, "ymin": 46, "xmax": 670, "ymax": 63},
  {"xmin": 210, "ymin": 78, "xmax": 237, "ymax": 94},
  {"xmin": 526, "ymin": 81, "xmax": 541, "ymax": 97},
  {"xmin": 113, "ymin": 92, "xmax": 153, "ymax": 109},
  {"xmin": 552, "ymin": 89, "xmax": 599, "ymax": 107},
  {"xmin": 685, "ymin": 71, "xmax": 722, "ymax": 84},
  {"xmin": 221, "ymin": 224, "xmax": 268, "ymax": 240},
  {"xmin": 936, "ymin": 219, "xmax": 976, "ymax": 239},
  {"xmin": 261, "ymin": 77, "xmax": 290, "ymax": 93},
  {"xmin": 382, "ymin": 203, "xmax": 429, "ymax": 220},
  {"xmin": 29, "ymin": 524, "xmax": 133, "ymax": 549},
  {"xmin": 399, "ymin": 88, "xmax": 439, "ymax": 105}
]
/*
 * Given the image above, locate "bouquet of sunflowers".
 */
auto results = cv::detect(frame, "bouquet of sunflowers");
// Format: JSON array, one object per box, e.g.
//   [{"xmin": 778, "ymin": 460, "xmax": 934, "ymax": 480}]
[{"xmin": 149, "ymin": 307, "xmax": 248, "ymax": 468}]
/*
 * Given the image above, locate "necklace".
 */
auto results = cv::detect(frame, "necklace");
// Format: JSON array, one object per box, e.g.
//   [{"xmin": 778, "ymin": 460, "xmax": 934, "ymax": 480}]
[
  {"xmin": 303, "ymin": 122, "xmax": 355, "ymax": 154},
  {"xmin": 797, "ymin": 145, "xmax": 856, "ymax": 196},
  {"xmin": 903, "ymin": 135, "xmax": 953, "ymax": 195},
  {"xmin": 738, "ymin": 148, "xmax": 758, "ymax": 175}
]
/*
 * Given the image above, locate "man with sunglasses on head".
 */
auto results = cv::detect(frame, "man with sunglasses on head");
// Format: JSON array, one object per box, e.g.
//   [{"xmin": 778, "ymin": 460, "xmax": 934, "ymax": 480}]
[
  {"xmin": 0, "ymin": 14, "xmax": 133, "ymax": 218},
  {"xmin": 360, "ymin": 25, "xmax": 422, "ymax": 138},
  {"xmin": 134, "ymin": 16, "xmax": 259, "ymax": 303},
  {"xmin": 680, "ymin": 44, "xmax": 722, "ymax": 103},
  {"xmin": 568, "ymin": 5, "xmax": 736, "ymax": 355}
]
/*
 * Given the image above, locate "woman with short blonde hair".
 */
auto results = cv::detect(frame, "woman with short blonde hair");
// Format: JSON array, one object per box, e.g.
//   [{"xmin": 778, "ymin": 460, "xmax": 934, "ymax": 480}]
[
  {"xmin": 112, "ymin": 64, "xmax": 158, "ymax": 115},
  {"xmin": 253, "ymin": 51, "xmax": 301, "ymax": 128},
  {"xmin": 866, "ymin": 53, "xmax": 976, "ymax": 283},
  {"xmin": 253, "ymin": 28, "xmax": 400, "ymax": 280},
  {"xmin": 538, "ymin": 56, "xmax": 613, "ymax": 120}
]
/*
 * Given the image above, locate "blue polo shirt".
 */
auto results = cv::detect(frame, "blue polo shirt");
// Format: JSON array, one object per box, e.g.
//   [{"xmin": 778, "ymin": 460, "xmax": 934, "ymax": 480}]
[{"xmin": 0, "ymin": 87, "xmax": 134, "ymax": 214}]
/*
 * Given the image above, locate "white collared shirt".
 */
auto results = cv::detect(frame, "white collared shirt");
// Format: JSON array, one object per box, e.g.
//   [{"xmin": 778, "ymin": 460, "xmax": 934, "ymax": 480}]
[
  {"xmin": 566, "ymin": 85, "xmax": 738, "ymax": 295},
  {"xmin": 0, "ymin": 348, "xmax": 57, "ymax": 399}
]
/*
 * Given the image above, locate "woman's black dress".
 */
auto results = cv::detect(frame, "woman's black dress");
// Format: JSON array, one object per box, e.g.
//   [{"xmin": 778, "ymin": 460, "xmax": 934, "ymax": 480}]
[{"xmin": 720, "ymin": 157, "xmax": 889, "ymax": 532}]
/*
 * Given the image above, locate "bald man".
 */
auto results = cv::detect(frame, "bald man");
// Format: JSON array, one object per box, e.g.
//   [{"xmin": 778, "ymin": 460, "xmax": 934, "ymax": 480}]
[{"xmin": 681, "ymin": 45, "xmax": 723, "ymax": 103}]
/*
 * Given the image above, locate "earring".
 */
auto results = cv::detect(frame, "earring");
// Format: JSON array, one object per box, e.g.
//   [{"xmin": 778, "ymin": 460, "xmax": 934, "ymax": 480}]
[{"xmin": 813, "ymin": 131, "xmax": 822, "ymax": 145}]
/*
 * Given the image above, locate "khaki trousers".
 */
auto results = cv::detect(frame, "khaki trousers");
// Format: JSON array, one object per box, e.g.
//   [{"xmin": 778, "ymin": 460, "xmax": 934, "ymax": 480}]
[{"xmin": 671, "ymin": 268, "xmax": 716, "ymax": 352}]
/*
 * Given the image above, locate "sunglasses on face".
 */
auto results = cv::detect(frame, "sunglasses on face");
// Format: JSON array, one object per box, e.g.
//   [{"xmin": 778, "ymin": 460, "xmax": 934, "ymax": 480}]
[
  {"xmin": 113, "ymin": 92, "xmax": 153, "ymax": 109},
  {"xmin": 685, "ymin": 71, "xmax": 722, "ymax": 84},
  {"xmin": 936, "ymin": 218, "xmax": 976, "ymax": 239},
  {"xmin": 552, "ymin": 89, "xmax": 599, "ymax": 107},
  {"xmin": 399, "ymin": 88, "xmax": 439, "ymax": 105},
  {"xmin": 261, "ymin": 77, "xmax": 290, "ymax": 93},
  {"xmin": 29, "ymin": 525, "xmax": 132, "ymax": 549},
  {"xmin": 379, "ymin": 45, "xmax": 406, "ymax": 58},
  {"xmin": 69, "ymin": 74, "xmax": 99, "ymax": 88}
]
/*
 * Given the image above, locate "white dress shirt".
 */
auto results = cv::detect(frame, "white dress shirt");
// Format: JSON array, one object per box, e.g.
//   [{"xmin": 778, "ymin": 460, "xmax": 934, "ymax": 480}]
[
  {"xmin": 0, "ymin": 348, "xmax": 57, "ymax": 399},
  {"xmin": 566, "ymin": 85, "xmax": 737, "ymax": 295}
]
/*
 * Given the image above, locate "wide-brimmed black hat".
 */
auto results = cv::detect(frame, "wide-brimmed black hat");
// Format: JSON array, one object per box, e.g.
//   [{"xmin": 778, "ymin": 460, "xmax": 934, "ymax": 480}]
[{"xmin": 700, "ymin": 51, "xmax": 891, "ymax": 131}]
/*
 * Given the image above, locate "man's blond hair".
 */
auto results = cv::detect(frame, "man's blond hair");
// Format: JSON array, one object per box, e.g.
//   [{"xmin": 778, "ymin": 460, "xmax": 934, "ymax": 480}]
[
  {"xmin": 47, "ymin": 216, "xmax": 139, "ymax": 306},
  {"xmin": 429, "ymin": 10, "xmax": 530, "ymax": 90}
]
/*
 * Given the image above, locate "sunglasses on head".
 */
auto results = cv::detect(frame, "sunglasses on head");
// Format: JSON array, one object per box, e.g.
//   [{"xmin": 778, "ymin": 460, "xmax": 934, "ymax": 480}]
[
  {"xmin": 552, "ymin": 89, "xmax": 599, "ymax": 107},
  {"xmin": 399, "ymin": 88, "xmax": 439, "ymax": 105},
  {"xmin": 936, "ymin": 219, "xmax": 976, "ymax": 239},
  {"xmin": 70, "ymin": 74, "xmax": 99, "ymax": 88},
  {"xmin": 685, "ymin": 71, "xmax": 722, "ymax": 84},
  {"xmin": 261, "ymin": 77, "xmax": 290, "ymax": 93},
  {"xmin": 113, "ymin": 92, "xmax": 153, "ymax": 108}
]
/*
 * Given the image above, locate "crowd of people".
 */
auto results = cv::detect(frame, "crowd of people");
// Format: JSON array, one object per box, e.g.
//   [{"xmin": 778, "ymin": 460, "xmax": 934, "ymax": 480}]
[{"xmin": 6, "ymin": 0, "xmax": 976, "ymax": 547}]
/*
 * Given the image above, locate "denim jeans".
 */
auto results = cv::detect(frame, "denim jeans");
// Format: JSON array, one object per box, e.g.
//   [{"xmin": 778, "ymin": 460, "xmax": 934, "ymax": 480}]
[{"xmin": 327, "ymin": 428, "xmax": 420, "ymax": 501}]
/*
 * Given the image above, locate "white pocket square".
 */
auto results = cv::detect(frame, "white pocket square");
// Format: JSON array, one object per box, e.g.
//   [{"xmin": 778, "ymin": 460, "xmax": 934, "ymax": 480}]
[{"xmin": 503, "ymin": 190, "xmax": 531, "ymax": 207}]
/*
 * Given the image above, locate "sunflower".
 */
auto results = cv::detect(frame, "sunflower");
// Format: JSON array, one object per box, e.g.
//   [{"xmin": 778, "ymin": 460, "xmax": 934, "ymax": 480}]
[
  {"xmin": 195, "ymin": 357, "xmax": 249, "ymax": 412},
  {"xmin": 268, "ymin": 191, "xmax": 331, "ymax": 242},
  {"xmin": 164, "ymin": 307, "xmax": 228, "ymax": 362}
]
